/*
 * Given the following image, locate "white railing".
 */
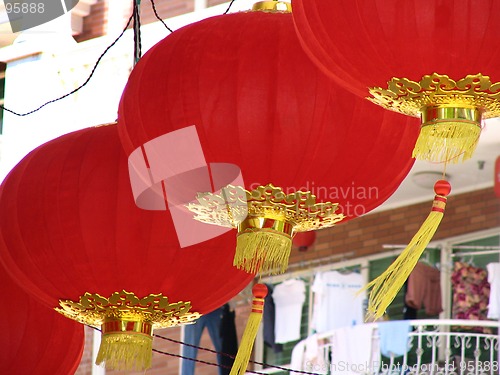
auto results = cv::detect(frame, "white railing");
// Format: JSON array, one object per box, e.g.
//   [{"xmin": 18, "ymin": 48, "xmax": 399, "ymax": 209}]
[
  {"xmin": 380, "ymin": 320, "xmax": 499, "ymax": 375},
  {"xmin": 254, "ymin": 319, "xmax": 499, "ymax": 375}
]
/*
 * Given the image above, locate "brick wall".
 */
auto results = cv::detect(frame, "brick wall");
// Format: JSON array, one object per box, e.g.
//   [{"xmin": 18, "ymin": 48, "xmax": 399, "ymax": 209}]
[
  {"xmin": 138, "ymin": 0, "xmax": 195, "ymax": 28},
  {"xmin": 73, "ymin": 187, "xmax": 499, "ymax": 374},
  {"xmin": 74, "ymin": 0, "xmax": 232, "ymax": 43},
  {"xmin": 207, "ymin": 0, "xmax": 232, "ymax": 7},
  {"xmin": 290, "ymin": 187, "xmax": 500, "ymax": 264},
  {"xmin": 74, "ymin": 0, "xmax": 109, "ymax": 43}
]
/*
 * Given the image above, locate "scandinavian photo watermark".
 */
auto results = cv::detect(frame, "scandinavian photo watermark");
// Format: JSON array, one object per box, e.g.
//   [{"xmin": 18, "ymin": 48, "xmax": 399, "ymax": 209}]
[
  {"xmin": 5, "ymin": 0, "xmax": 79, "ymax": 32},
  {"xmin": 249, "ymin": 181, "xmax": 380, "ymax": 217}
]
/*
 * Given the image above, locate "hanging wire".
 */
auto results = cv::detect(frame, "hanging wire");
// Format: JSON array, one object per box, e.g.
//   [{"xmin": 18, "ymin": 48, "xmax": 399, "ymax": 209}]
[
  {"xmin": 0, "ymin": 12, "xmax": 134, "ymax": 117},
  {"xmin": 154, "ymin": 333, "xmax": 321, "ymax": 375},
  {"xmin": 150, "ymin": 0, "xmax": 173, "ymax": 32},
  {"xmin": 88, "ymin": 325, "xmax": 321, "ymax": 374},
  {"xmin": 152, "ymin": 347, "xmax": 270, "ymax": 375},
  {"xmin": 224, "ymin": 0, "xmax": 237, "ymax": 14},
  {"xmin": 0, "ymin": 0, "xmax": 237, "ymax": 117},
  {"xmin": 133, "ymin": 0, "xmax": 142, "ymax": 65}
]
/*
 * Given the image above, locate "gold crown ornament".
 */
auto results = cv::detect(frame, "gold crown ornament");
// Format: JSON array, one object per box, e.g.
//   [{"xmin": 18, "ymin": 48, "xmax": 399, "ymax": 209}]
[
  {"xmin": 369, "ymin": 73, "xmax": 500, "ymax": 163},
  {"xmin": 252, "ymin": 0, "xmax": 291, "ymax": 12},
  {"xmin": 187, "ymin": 184, "xmax": 345, "ymax": 275},
  {"xmin": 56, "ymin": 290, "xmax": 200, "ymax": 371}
]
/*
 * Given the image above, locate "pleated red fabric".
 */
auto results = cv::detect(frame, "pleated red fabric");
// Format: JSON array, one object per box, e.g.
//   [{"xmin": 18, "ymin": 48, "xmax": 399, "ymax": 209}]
[
  {"xmin": 293, "ymin": 0, "xmax": 500, "ymax": 97},
  {"xmin": 0, "ymin": 262, "xmax": 84, "ymax": 375},
  {"xmin": 0, "ymin": 124, "xmax": 253, "ymax": 314},
  {"xmin": 118, "ymin": 11, "xmax": 419, "ymax": 221}
]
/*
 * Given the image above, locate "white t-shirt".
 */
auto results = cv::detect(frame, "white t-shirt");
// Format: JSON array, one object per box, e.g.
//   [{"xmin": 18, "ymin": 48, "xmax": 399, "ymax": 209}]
[
  {"xmin": 312, "ymin": 270, "xmax": 365, "ymax": 333},
  {"xmin": 487, "ymin": 262, "xmax": 500, "ymax": 319},
  {"xmin": 290, "ymin": 334, "xmax": 328, "ymax": 375},
  {"xmin": 272, "ymin": 279, "xmax": 306, "ymax": 343}
]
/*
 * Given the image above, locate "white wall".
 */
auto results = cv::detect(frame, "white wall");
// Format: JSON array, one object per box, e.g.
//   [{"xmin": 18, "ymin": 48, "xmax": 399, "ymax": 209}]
[{"xmin": 0, "ymin": 0, "xmax": 256, "ymax": 183}]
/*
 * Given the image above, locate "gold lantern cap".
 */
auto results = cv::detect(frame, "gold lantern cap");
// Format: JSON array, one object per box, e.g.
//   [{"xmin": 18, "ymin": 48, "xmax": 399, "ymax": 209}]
[
  {"xmin": 56, "ymin": 290, "xmax": 200, "ymax": 371},
  {"xmin": 187, "ymin": 184, "xmax": 344, "ymax": 274},
  {"xmin": 186, "ymin": 183, "xmax": 344, "ymax": 232},
  {"xmin": 368, "ymin": 73, "xmax": 500, "ymax": 163},
  {"xmin": 252, "ymin": 0, "xmax": 291, "ymax": 13}
]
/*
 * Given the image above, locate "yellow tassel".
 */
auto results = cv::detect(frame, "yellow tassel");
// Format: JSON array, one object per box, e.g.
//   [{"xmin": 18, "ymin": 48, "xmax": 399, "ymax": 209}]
[
  {"xmin": 363, "ymin": 180, "xmax": 451, "ymax": 320},
  {"xmin": 235, "ymin": 230, "xmax": 292, "ymax": 274},
  {"xmin": 230, "ymin": 284, "xmax": 268, "ymax": 375},
  {"xmin": 96, "ymin": 331, "xmax": 153, "ymax": 371},
  {"xmin": 413, "ymin": 121, "xmax": 481, "ymax": 163}
]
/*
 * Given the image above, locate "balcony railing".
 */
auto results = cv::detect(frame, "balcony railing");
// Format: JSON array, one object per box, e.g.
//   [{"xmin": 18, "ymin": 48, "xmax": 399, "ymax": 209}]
[{"xmin": 255, "ymin": 319, "xmax": 499, "ymax": 375}]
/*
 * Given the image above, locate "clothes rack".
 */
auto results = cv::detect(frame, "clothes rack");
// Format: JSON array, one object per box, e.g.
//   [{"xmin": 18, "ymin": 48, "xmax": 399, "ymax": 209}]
[
  {"xmin": 286, "ymin": 251, "xmax": 356, "ymax": 271},
  {"xmin": 451, "ymin": 248, "xmax": 500, "ymax": 258}
]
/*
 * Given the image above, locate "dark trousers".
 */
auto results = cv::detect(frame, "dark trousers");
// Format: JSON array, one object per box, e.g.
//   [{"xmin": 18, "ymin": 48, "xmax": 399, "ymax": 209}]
[{"xmin": 181, "ymin": 305, "xmax": 237, "ymax": 375}]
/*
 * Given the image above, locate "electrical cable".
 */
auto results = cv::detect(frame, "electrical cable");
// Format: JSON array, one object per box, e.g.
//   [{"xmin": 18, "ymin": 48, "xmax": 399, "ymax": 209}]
[
  {"xmin": 133, "ymin": 0, "xmax": 142, "ymax": 65},
  {"xmin": 150, "ymin": 0, "xmax": 173, "ymax": 32},
  {"xmin": 0, "ymin": 0, "xmax": 239, "ymax": 116},
  {"xmin": 88, "ymin": 325, "xmax": 322, "ymax": 374},
  {"xmin": 0, "ymin": 12, "xmax": 134, "ymax": 117},
  {"xmin": 224, "ymin": 0, "xmax": 237, "ymax": 14},
  {"xmin": 154, "ymin": 332, "xmax": 323, "ymax": 375}
]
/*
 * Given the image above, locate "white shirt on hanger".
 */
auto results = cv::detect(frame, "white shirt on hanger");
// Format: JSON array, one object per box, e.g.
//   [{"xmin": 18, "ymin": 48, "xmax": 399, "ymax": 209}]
[
  {"xmin": 312, "ymin": 270, "xmax": 365, "ymax": 333},
  {"xmin": 487, "ymin": 262, "xmax": 500, "ymax": 319},
  {"xmin": 330, "ymin": 323, "xmax": 380, "ymax": 375},
  {"xmin": 289, "ymin": 334, "xmax": 328, "ymax": 375},
  {"xmin": 272, "ymin": 278, "xmax": 306, "ymax": 344}
]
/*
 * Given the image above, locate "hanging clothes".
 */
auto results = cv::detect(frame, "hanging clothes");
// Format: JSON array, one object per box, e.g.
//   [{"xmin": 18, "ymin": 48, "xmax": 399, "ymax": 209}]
[
  {"xmin": 263, "ymin": 283, "xmax": 283, "ymax": 353},
  {"xmin": 311, "ymin": 270, "xmax": 365, "ymax": 333},
  {"xmin": 220, "ymin": 304, "xmax": 238, "ymax": 374},
  {"xmin": 289, "ymin": 334, "xmax": 328, "ymax": 375},
  {"xmin": 405, "ymin": 262, "xmax": 443, "ymax": 316},
  {"xmin": 330, "ymin": 323, "xmax": 380, "ymax": 375},
  {"xmin": 272, "ymin": 278, "xmax": 306, "ymax": 344},
  {"xmin": 403, "ymin": 281, "xmax": 418, "ymax": 319},
  {"xmin": 486, "ymin": 262, "xmax": 500, "ymax": 319},
  {"xmin": 451, "ymin": 261, "xmax": 491, "ymax": 333},
  {"xmin": 378, "ymin": 320, "xmax": 411, "ymax": 358},
  {"xmin": 181, "ymin": 304, "xmax": 236, "ymax": 375}
]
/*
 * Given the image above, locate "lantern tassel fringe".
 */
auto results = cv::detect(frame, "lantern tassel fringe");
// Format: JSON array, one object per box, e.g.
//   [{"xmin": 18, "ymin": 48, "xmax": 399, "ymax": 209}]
[
  {"xmin": 96, "ymin": 333, "xmax": 153, "ymax": 371},
  {"xmin": 230, "ymin": 284, "xmax": 268, "ymax": 375},
  {"xmin": 235, "ymin": 231, "xmax": 291, "ymax": 275},
  {"xmin": 363, "ymin": 180, "xmax": 451, "ymax": 320},
  {"xmin": 413, "ymin": 121, "xmax": 481, "ymax": 163}
]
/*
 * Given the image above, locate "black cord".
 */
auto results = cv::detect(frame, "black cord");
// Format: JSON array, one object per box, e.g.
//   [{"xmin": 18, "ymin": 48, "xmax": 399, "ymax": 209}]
[
  {"xmin": 154, "ymin": 333, "xmax": 235, "ymax": 359},
  {"xmin": 0, "ymin": 12, "xmax": 134, "ymax": 117},
  {"xmin": 133, "ymin": 0, "xmax": 142, "ymax": 64},
  {"xmin": 154, "ymin": 333, "xmax": 323, "ymax": 375},
  {"xmin": 0, "ymin": 0, "xmax": 239, "ymax": 117},
  {"xmin": 224, "ymin": 0, "xmax": 237, "ymax": 14},
  {"xmin": 150, "ymin": 0, "xmax": 173, "ymax": 32},
  {"xmin": 152, "ymin": 347, "xmax": 273, "ymax": 375},
  {"xmin": 88, "ymin": 325, "xmax": 321, "ymax": 374}
]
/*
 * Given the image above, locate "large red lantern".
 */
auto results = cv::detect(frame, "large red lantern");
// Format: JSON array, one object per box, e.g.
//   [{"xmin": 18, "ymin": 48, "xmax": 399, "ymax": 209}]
[
  {"xmin": 0, "ymin": 263, "xmax": 84, "ymax": 374},
  {"xmin": 0, "ymin": 124, "xmax": 253, "ymax": 371},
  {"xmin": 118, "ymin": 3, "xmax": 419, "ymax": 275},
  {"xmin": 293, "ymin": 0, "xmax": 500, "ymax": 163}
]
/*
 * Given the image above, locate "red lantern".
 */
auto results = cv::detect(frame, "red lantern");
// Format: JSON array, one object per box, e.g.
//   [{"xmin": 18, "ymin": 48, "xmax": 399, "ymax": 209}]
[
  {"xmin": 0, "ymin": 263, "xmax": 84, "ymax": 374},
  {"xmin": 293, "ymin": 0, "xmax": 500, "ymax": 163},
  {"xmin": 0, "ymin": 124, "xmax": 253, "ymax": 371},
  {"xmin": 118, "ymin": 4, "xmax": 419, "ymax": 275},
  {"xmin": 293, "ymin": 232, "xmax": 317, "ymax": 252}
]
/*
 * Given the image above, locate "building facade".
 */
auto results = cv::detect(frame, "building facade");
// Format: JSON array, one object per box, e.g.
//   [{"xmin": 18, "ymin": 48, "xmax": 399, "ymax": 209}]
[{"xmin": 0, "ymin": 1, "xmax": 498, "ymax": 374}]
